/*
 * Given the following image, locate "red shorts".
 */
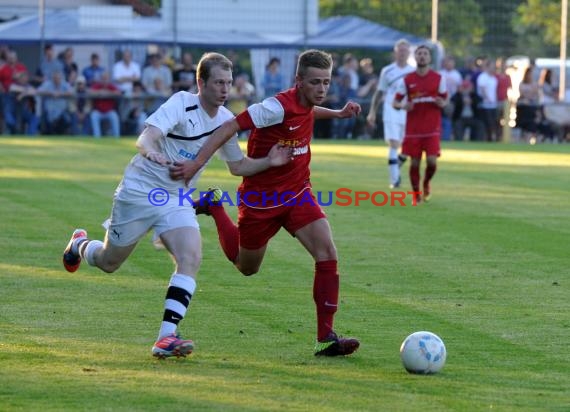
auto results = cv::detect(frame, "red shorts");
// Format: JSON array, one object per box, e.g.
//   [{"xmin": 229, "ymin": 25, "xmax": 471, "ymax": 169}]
[
  {"xmin": 237, "ymin": 188, "xmax": 326, "ymax": 250},
  {"xmin": 402, "ymin": 136, "xmax": 441, "ymax": 158}
]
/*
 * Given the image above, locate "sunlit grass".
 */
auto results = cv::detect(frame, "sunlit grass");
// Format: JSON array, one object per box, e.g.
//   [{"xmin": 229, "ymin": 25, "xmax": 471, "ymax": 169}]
[{"xmin": 1, "ymin": 136, "xmax": 569, "ymax": 411}]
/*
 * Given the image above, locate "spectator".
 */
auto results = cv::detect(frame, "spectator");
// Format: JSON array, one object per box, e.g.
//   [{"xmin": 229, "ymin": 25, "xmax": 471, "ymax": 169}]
[
  {"xmin": 34, "ymin": 44, "xmax": 64, "ymax": 86},
  {"xmin": 226, "ymin": 73, "xmax": 255, "ymax": 116},
  {"xmin": 495, "ymin": 58, "xmax": 512, "ymax": 140},
  {"xmin": 476, "ymin": 58, "xmax": 499, "ymax": 141},
  {"xmin": 0, "ymin": 46, "xmax": 6, "ymax": 131},
  {"xmin": 470, "ymin": 56, "xmax": 486, "ymax": 88},
  {"xmin": 518, "ymin": 66, "xmax": 540, "ymax": 105},
  {"xmin": 112, "ymin": 49, "xmax": 141, "ymax": 96},
  {"xmin": 8, "ymin": 71, "xmax": 39, "ymax": 135},
  {"xmin": 82, "ymin": 53, "xmax": 105, "ymax": 86},
  {"xmin": 439, "ymin": 56, "xmax": 463, "ymax": 141},
  {"xmin": 0, "ymin": 50, "xmax": 28, "ymax": 134},
  {"xmin": 538, "ymin": 68, "xmax": 557, "ymax": 105},
  {"xmin": 357, "ymin": 57, "xmax": 378, "ymax": 99},
  {"xmin": 451, "ymin": 79, "xmax": 482, "ymax": 141},
  {"xmin": 37, "ymin": 71, "xmax": 74, "ymax": 134},
  {"xmin": 332, "ymin": 72, "xmax": 358, "ymax": 139},
  {"xmin": 537, "ymin": 68, "xmax": 557, "ymax": 141},
  {"xmin": 141, "ymin": 53, "xmax": 172, "ymax": 96},
  {"xmin": 172, "ymin": 51, "xmax": 197, "ymax": 92},
  {"xmin": 89, "ymin": 71, "xmax": 122, "ymax": 138},
  {"xmin": 227, "ymin": 50, "xmax": 245, "ymax": 77},
  {"xmin": 59, "ymin": 47, "xmax": 78, "ymax": 84},
  {"xmin": 123, "ymin": 80, "xmax": 147, "ymax": 135},
  {"xmin": 262, "ymin": 57, "xmax": 285, "ymax": 99},
  {"xmin": 338, "ymin": 53, "xmax": 360, "ymax": 94},
  {"xmin": 145, "ymin": 76, "xmax": 171, "ymax": 115},
  {"xmin": 69, "ymin": 75, "xmax": 91, "ymax": 135},
  {"xmin": 460, "ymin": 56, "xmax": 477, "ymax": 80},
  {"xmin": 516, "ymin": 66, "xmax": 540, "ymax": 140},
  {"xmin": 355, "ymin": 57, "xmax": 378, "ymax": 139}
]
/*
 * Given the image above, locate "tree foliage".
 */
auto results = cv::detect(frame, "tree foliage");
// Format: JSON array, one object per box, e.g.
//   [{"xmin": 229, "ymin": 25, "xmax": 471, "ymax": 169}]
[
  {"xmin": 513, "ymin": 0, "xmax": 565, "ymax": 56},
  {"xmin": 319, "ymin": 0, "xmax": 484, "ymax": 58},
  {"xmin": 319, "ymin": 0, "xmax": 569, "ymax": 59}
]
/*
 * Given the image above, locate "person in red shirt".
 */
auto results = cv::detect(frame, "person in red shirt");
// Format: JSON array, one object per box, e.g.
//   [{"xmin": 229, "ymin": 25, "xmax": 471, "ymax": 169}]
[
  {"xmin": 393, "ymin": 45, "xmax": 448, "ymax": 204},
  {"xmin": 89, "ymin": 71, "xmax": 122, "ymax": 137},
  {"xmin": 169, "ymin": 49, "xmax": 362, "ymax": 357},
  {"xmin": 0, "ymin": 50, "xmax": 28, "ymax": 134},
  {"xmin": 495, "ymin": 58, "xmax": 512, "ymax": 140}
]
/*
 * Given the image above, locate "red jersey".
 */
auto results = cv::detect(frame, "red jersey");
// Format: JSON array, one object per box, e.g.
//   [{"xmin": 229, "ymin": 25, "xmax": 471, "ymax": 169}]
[
  {"xmin": 235, "ymin": 87, "xmax": 313, "ymax": 206},
  {"xmin": 394, "ymin": 70, "xmax": 447, "ymax": 139},
  {"xmin": 496, "ymin": 73, "xmax": 511, "ymax": 102},
  {"xmin": 0, "ymin": 63, "xmax": 27, "ymax": 91},
  {"xmin": 90, "ymin": 82, "xmax": 120, "ymax": 113}
]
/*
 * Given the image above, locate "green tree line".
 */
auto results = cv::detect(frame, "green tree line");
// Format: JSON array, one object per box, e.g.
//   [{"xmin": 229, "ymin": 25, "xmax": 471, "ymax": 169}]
[{"xmin": 319, "ymin": 0, "xmax": 566, "ymax": 59}]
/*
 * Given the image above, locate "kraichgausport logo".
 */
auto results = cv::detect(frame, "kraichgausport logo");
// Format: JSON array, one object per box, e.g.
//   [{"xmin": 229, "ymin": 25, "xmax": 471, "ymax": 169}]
[{"xmin": 147, "ymin": 188, "xmax": 422, "ymax": 207}]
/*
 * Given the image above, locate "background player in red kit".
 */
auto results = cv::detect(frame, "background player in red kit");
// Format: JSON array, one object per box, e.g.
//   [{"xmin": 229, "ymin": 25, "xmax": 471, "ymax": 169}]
[
  {"xmin": 393, "ymin": 45, "xmax": 448, "ymax": 203},
  {"xmin": 169, "ymin": 49, "xmax": 361, "ymax": 356}
]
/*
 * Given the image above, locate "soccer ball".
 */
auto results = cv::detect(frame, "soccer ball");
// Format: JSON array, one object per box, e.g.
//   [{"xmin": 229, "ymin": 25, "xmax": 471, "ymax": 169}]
[{"xmin": 400, "ymin": 331, "xmax": 446, "ymax": 374}]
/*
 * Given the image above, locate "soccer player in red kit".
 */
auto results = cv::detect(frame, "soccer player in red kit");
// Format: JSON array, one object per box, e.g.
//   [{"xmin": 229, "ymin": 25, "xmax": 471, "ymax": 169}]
[
  {"xmin": 393, "ymin": 45, "xmax": 448, "ymax": 203},
  {"xmin": 169, "ymin": 50, "xmax": 361, "ymax": 356}
]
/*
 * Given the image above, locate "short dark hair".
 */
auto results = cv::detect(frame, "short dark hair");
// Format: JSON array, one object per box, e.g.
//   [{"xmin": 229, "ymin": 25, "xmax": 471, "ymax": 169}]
[
  {"xmin": 415, "ymin": 44, "xmax": 431, "ymax": 53},
  {"xmin": 296, "ymin": 49, "xmax": 332, "ymax": 78},
  {"xmin": 196, "ymin": 52, "xmax": 233, "ymax": 83}
]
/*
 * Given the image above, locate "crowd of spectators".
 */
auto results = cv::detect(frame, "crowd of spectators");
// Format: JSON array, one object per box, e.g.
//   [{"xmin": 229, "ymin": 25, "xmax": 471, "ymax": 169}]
[
  {"xmin": 0, "ymin": 44, "xmax": 564, "ymax": 142},
  {"xmin": 0, "ymin": 44, "xmax": 197, "ymax": 137}
]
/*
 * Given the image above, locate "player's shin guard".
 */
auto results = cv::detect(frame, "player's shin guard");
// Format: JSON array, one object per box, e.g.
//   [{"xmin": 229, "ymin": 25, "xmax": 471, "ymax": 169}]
[
  {"xmin": 158, "ymin": 273, "xmax": 196, "ymax": 339},
  {"xmin": 210, "ymin": 204, "xmax": 239, "ymax": 263},
  {"xmin": 313, "ymin": 260, "xmax": 339, "ymax": 341}
]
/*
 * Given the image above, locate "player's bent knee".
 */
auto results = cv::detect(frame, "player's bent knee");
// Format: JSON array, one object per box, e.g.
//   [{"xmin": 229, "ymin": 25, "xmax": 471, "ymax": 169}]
[
  {"xmin": 175, "ymin": 252, "xmax": 201, "ymax": 271},
  {"xmin": 316, "ymin": 244, "xmax": 337, "ymax": 262},
  {"xmin": 99, "ymin": 260, "xmax": 122, "ymax": 273}
]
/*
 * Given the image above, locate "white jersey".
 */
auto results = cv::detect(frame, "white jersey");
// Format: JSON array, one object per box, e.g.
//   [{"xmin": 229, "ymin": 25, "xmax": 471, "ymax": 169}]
[
  {"xmin": 112, "ymin": 60, "xmax": 141, "ymax": 95},
  {"xmin": 378, "ymin": 62, "xmax": 415, "ymax": 124},
  {"xmin": 121, "ymin": 91, "xmax": 243, "ymax": 195},
  {"xmin": 476, "ymin": 72, "xmax": 498, "ymax": 109}
]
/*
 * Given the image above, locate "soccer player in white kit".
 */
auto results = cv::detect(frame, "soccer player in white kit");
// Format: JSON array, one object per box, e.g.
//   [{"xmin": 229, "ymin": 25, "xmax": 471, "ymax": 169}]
[
  {"xmin": 366, "ymin": 39, "xmax": 415, "ymax": 189},
  {"xmin": 62, "ymin": 53, "xmax": 292, "ymax": 358}
]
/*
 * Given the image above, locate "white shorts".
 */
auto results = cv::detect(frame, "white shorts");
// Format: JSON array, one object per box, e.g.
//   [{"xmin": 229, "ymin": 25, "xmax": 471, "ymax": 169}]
[
  {"xmin": 104, "ymin": 186, "xmax": 199, "ymax": 247},
  {"xmin": 383, "ymin": 121, "xmax": 406, "ymax": 143}
]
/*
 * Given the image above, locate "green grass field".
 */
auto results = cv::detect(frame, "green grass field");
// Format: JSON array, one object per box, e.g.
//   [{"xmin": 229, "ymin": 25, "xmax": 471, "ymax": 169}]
[{"xmin": 1, "ymin": 136, "xmax": 569, "ymax": 411}]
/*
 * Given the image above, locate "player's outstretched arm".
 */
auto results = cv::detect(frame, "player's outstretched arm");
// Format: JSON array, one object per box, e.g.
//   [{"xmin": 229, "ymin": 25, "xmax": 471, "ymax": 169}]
[
  {"xmin": 169, "ymin": 118, "xmax": 240, "ymax": 185},
  {"xmin": 226, "ymin": 144, "xmax": 293, "ymax": 177},
  {"xmin": 314, "ymin": 101, "xmax": 362, "ymax": 120},
  {"xmin": 366, "ymin": 90, "xmax": 383, "ymax": 127}
]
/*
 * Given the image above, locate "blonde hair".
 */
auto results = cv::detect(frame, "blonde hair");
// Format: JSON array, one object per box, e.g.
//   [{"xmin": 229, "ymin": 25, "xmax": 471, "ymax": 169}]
[
  {"xmin": 196, "ymin": 52, "xmax": 233, "ymax": 83},
  {"xmin": 394, "ymin": 39, "xmax": 411, "ymax": 51}
]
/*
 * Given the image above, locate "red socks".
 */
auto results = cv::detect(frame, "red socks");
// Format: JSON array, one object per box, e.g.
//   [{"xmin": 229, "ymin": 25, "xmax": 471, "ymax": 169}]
[
  {"xmin": 424, "ymin": 163, "xmax": 437, "ymax": 192},
  {"xmin": 209, "ymin": 205, "xmax": 239, "ymax": 263},
  {"xmin": 409, "ymin": 163, "xmax": 421, "ymax": 193},
  {"xmin": 313, "ymin": 260, "xmax": 339, "ymax": 341}
]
